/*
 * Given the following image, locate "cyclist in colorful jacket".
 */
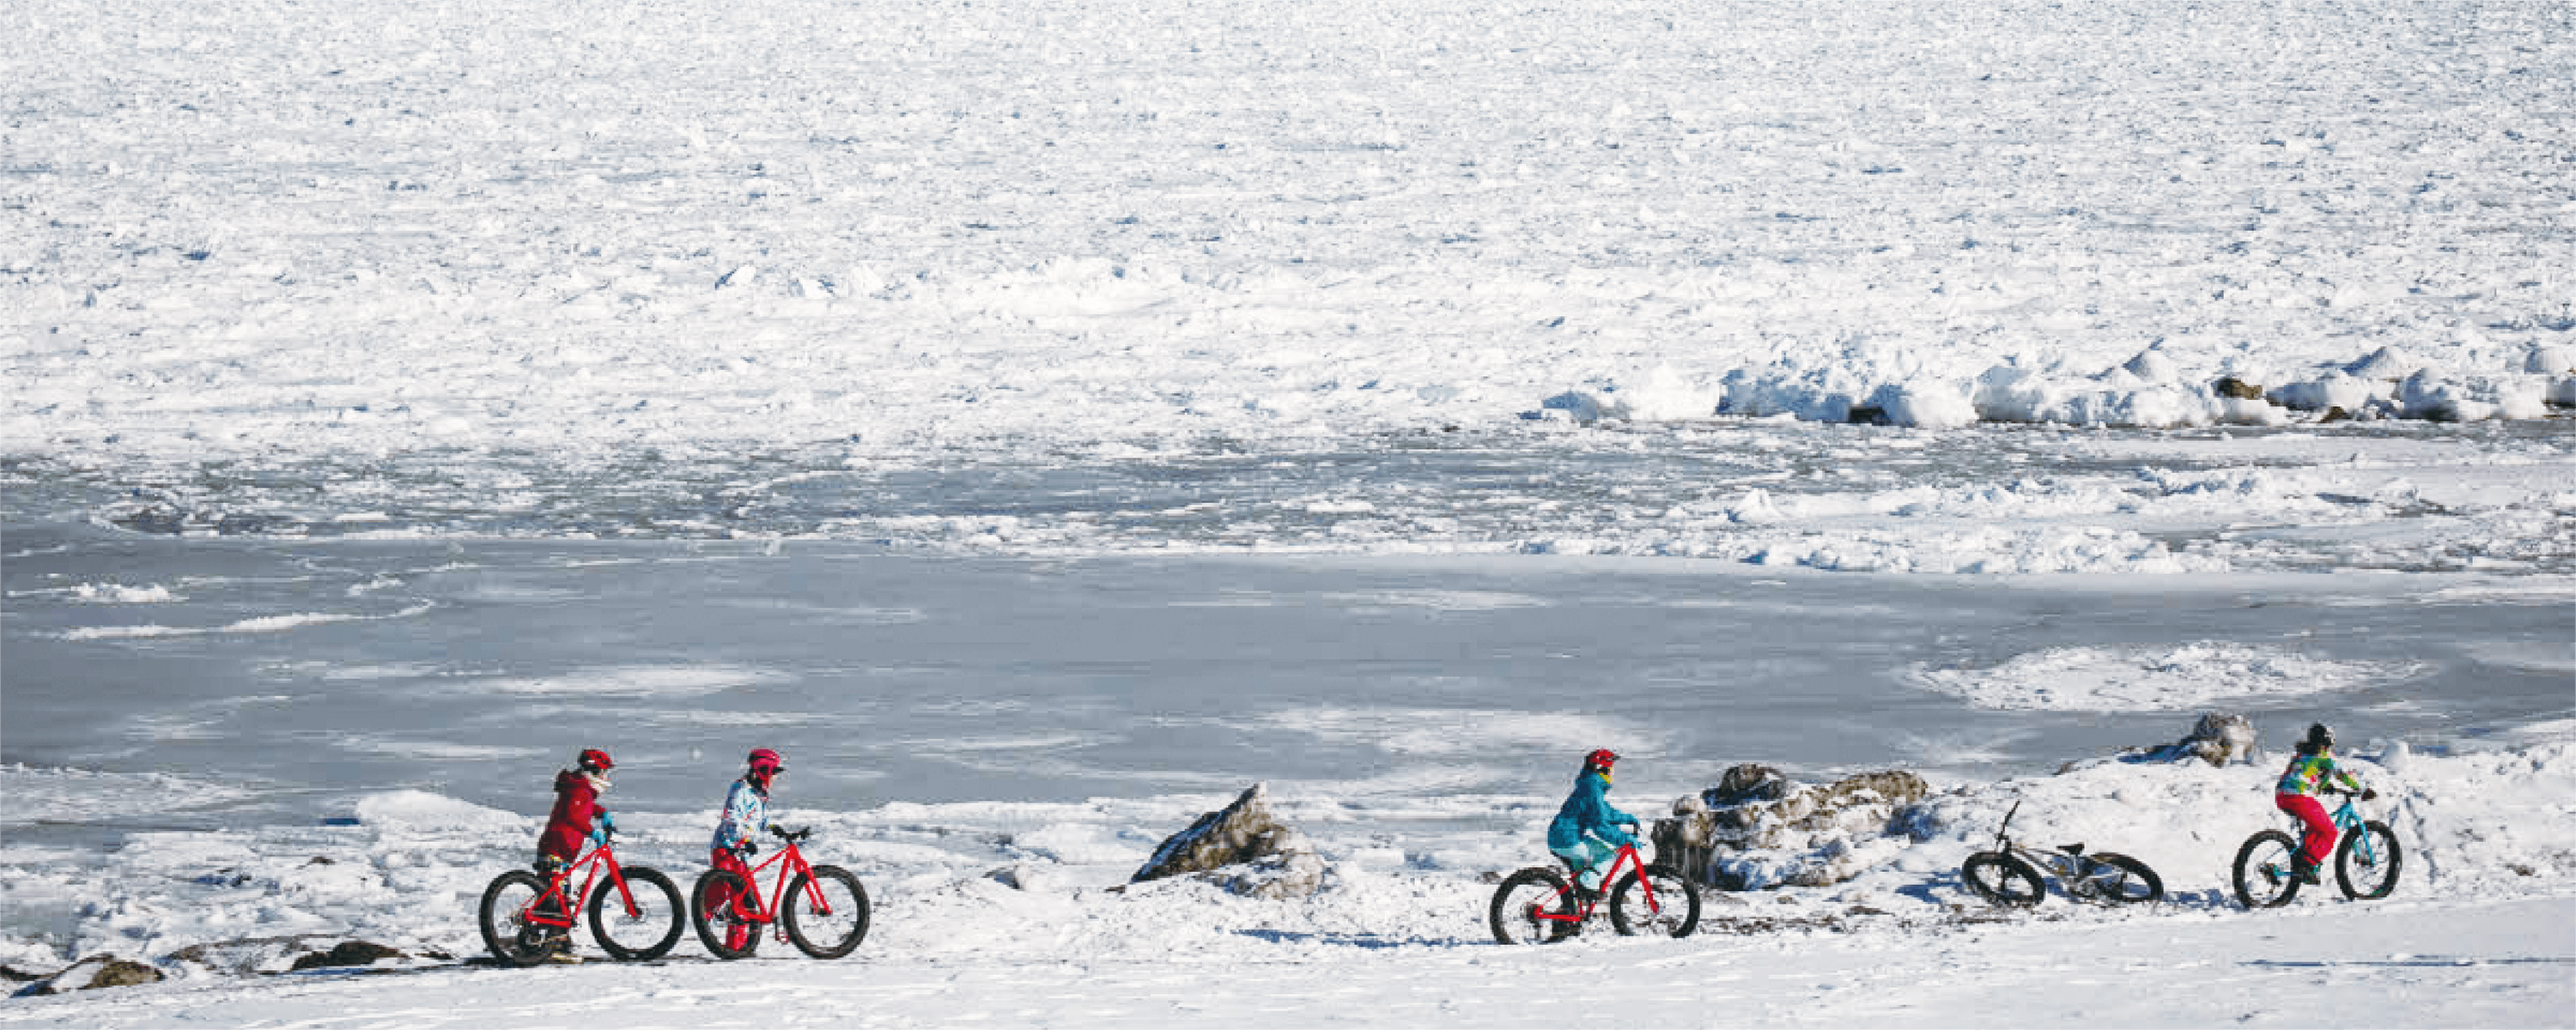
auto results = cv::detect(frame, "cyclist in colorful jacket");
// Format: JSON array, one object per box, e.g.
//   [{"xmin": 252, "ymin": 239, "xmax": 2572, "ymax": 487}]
[
  {"xmin": 1548, "ymin": 748, "xmax": 1640, "ymax": 897},
  {"xmin": 2275, "ymin": 724, "xmax": 2372, "ymax": 882},
  {"xmin": 705, "ymin": 748, "xmax": 784, "ymax": 951}
]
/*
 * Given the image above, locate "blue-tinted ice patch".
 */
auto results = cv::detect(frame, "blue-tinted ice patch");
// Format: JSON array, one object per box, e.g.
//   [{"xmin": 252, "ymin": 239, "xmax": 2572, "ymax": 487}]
[{"xmin": 1321, "ymin": 590, "xmax": 1551, "ymax": 611}]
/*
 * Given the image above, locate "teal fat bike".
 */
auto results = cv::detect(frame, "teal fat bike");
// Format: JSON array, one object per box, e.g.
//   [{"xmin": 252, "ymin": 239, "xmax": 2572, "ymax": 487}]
[{"xmin": 2232, "ymin": 786, "xmax": 2401, "ymax": 908}]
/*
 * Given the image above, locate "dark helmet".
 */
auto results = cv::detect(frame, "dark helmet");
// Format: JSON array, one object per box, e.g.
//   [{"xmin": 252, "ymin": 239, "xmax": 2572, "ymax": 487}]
[
  {"xmin": 1583, "ymin": 748, "xmax": 1619, "ymax": 772},
  {"xmin": 2303, "ymin": 724, "xmax": 2336, "ymax": 751},
  {"xmin": 577, "ymin": 748, "xmax": 614, "ymax": 772}
]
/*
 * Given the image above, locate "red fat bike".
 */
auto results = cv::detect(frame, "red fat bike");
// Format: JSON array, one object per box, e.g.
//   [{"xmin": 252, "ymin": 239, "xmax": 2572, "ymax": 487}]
[
  {"xmin": 1490, "ymin": 839, "xmax": 1702, "ymax": 944},
  {"xmin": 690, "ymin": 825, "xmax": 871, "ymax": 959},
  {"xmin": 477, "ymin": 827, "xmax": 684, "ymax": 966}
]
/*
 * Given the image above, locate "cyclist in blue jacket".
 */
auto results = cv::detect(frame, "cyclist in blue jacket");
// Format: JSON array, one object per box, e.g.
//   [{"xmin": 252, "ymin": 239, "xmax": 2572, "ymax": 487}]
[{"xmin": 1548, "ymin": 748, "xmax": 1640, "ymax": 899}]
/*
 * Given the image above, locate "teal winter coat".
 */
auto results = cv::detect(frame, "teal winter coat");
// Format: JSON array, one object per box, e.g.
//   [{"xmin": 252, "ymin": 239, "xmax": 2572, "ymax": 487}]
[{"xmin": 1547, "ymin": 770, "xmax": 1638, "ymax": 851}]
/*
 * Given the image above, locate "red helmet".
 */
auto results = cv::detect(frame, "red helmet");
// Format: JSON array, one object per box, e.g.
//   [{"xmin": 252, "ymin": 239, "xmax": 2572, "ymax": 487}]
[
  {"xmin": 746, "ymin": 748, "xmax": 784, "ymax": 774},
  {"xmin": 578, "ymin": 748, "xmax": 614, "ymax": 772},
  {"xmin": 1584, "ymin": 748, "xmax": 1619, "ymax": 771}
]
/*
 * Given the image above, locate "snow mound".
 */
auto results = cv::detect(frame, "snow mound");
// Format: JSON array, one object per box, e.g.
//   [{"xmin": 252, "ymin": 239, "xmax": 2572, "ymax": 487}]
[
  {"xmin": 1905, "ymin": 643, "xmax": 2427, "ymax": 712},
  {"xmin": 349, "ymin": 791, "xmax": 525, "ymax": 832}
]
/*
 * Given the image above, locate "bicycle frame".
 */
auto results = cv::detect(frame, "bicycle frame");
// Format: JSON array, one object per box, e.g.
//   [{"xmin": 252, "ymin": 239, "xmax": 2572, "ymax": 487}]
[
  {"xmin": 2287, "ymin": 790, "xmax": 2377, "ymax": 862},
  {"xmin": 1530, "ymin": 843, "xmax": 1655, "ymax": 928},
  {"xmin": 1987, "ymin": 800, "xmax": 2121, "ymax": 896},
  {"xmin": 722, "ymin": 834, "xmax": 837, "ymax": 930},
  {"xmin": 526, "ymin": 839, "xmax": 645, "ymax": 930}
]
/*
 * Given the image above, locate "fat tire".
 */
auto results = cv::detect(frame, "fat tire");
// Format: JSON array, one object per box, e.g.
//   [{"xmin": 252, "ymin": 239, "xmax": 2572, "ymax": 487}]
[
  {"xmin": 782, "ymin": 865, "xmax": 872, "ymax": 959},
  {"xmin": 690, "ymin": 869, "xmax": 762, "ymax": 960},
  {"xmin": 2082, "ymin": 851, "xmax": 2165, "ymax": 905},
  {"xmin": 1961, "ymin": 851, "xmax": 2044, "ymax": 907},
  {"xmin": 2335, "ymin": 821, "xmax": 2403, "ymax": 900},
  {"xmin": 2233, "ymin": 830, "xmax": 2304, "ymax": 909},
  {"xmin": 477, "ymin": 871, "xmax": 553, "ymax": 967},
  {"xmin": 1488, "ymin": 867, "xmax": 1576, "ymax": 945},
  {"xmin": 1608, "ymin": 863, "xmax": 1701, "ymax": 938},
  {"xmin": 588, "ymin": 866, "xmax": 685, "ymax": 960}
]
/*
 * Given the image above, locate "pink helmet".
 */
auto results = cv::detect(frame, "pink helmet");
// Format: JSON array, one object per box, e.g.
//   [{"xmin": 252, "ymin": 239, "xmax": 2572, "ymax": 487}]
[{"xmin": 746, "ymin": 748, "xmax": 784, "ymax": 774}]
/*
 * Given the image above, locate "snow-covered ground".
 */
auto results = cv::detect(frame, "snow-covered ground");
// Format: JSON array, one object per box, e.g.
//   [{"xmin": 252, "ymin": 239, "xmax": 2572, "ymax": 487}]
[
  {"xmin": 5, "ymin": 0, "xmax": 2576, "ymax": 1024},
  {"xmin": 2, "ymin": 739, "xmax": 2573, "ymax": 1027}
]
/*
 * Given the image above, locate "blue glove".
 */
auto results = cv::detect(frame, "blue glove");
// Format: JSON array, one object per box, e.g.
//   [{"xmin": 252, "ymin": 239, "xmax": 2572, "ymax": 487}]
[
  {"xmin": 589, "ymin": 826, "xmax": 609, "ymax": 845},
  {"xmin": 598, "ymin": 811, "xmax": 616, "ymax": 833}
]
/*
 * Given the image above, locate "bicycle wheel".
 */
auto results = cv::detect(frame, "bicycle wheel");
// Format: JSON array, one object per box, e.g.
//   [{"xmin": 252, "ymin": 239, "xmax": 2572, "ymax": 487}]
[
  {"xmin": 1961, "ymin": 851, "xmax": 2044, "ymax": 907},
  {"xmin": 589, "ymin": 866, "xmax": 685, "ymax": 960},
  {"xmin": 2232, "ymin": 830, "xmax": 2304, "ymax": 909},
  {"xmin": 690, "ymin": 869, "xmax": 762, "ymax": 960},
  {"xmin": 477, "ymin": 871, "xmax": 553, "ymax": 967},
  {"xmin": 782, "ymin": 865, "xmax": 872, "ymax": 959},
  {"xmin": 1488, "ymin": 867, "xmax": 1576, "ymax": 945},
  {"xmin": 1608, "ymin": 863, "xmax": 1701, "ymax": 938},
  {"xmin": 2081, "ymin": 852, "xmax": 2164, "ymax": 905},
  {"xmin": 2335, "ymin": 821, "xmax": 2402, "ymax": 900}
]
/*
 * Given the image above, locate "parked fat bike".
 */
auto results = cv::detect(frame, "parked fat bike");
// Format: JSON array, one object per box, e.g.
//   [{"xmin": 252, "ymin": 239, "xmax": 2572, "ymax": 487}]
[
  {"xmin": 2233, "ymin": 786, "xmax": 2400, "ymax": 909},
  {"xmin": 1961, "ymin": 799, "xmax": 2163, "ymax": 906},
  {"xmin": 1489, "ymin": 839, "xmax": 1701, "ymax": 944}
]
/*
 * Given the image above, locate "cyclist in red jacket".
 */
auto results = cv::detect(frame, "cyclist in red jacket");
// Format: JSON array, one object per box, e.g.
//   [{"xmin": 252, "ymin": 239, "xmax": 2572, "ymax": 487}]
[{"xmin": 531, "ymin": 748, "xmax": 616, "ymax": 955}]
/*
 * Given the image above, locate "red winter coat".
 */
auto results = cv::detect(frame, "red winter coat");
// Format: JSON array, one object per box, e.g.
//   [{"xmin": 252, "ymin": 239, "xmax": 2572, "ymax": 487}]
[{"xmin": 537, "ymin": 769, "xmax": 608, "ymax": 861}]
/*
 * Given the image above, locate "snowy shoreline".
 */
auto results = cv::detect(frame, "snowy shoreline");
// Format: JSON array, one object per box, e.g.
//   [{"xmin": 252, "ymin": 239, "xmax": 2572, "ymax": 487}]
[{"xmin": 3, "ymin": 739, "xmax": 2573, "ymax": 1024}]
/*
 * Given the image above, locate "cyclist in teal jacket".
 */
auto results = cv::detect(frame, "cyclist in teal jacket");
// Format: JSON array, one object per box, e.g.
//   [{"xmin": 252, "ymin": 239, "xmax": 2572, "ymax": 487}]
[{"xmin": 1547, "ymin": 748, "xmax": 1640, "ymax": 897}]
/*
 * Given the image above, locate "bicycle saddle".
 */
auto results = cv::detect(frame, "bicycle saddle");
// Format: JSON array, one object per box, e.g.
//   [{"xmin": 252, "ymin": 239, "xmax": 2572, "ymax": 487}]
[{"xmin": 2059, "ymin": 843, "xmax": 2085, "ymax": 855}]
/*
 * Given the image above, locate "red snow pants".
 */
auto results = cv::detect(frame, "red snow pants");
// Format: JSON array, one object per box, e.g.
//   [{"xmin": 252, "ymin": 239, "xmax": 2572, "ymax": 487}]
[
  {"xmin": 2276, "ymin": 793, "xmax": 2337, "ymax": 867},
  {"xmin": 708, "ymin": 847, "xmax": 757, "ymax": 951}
]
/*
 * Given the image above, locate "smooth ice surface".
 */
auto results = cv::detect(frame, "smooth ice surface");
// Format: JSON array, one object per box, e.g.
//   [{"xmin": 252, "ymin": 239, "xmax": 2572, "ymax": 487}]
[{"xmin": 9, "ymin": 532, "xmax": 2573, "ymax": 827}]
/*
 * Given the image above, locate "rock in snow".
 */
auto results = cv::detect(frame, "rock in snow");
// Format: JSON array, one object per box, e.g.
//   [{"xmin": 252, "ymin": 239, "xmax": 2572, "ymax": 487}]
[
  {"xmin": 1131, "ymin": 783, "xmax": 1327, "ymax": 900},
  {"xmin": 9, "ymin": 955, "xmax": 165, "ymax": 997},
  {"xmin": 285, "ymin": 941, "xmax": 409, "ymax": 972},
  {"xmin": 1655, "ymin": 766, "xmax": 1931, "ymax": 891},
  {"xmin": 2138, "ymin": 712, "xmax": 2262, "ymax": 768}
]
